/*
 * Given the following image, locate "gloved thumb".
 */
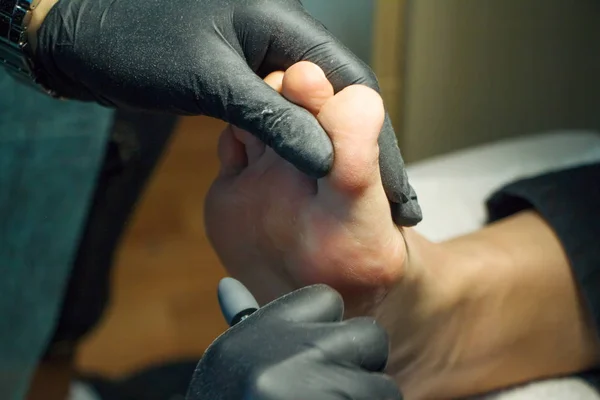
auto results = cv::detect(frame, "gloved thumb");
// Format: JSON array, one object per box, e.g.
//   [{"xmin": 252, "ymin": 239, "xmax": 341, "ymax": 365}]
[{"xmin": 219, "ymin": 60, "xmax": 334, "ymax": 179}]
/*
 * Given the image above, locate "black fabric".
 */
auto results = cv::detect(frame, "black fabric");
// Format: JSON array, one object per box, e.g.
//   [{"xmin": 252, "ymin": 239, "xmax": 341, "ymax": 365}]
[
  {"xmin": 43, "ymin": 110, "xmax": 177, "ymax": 358},
  {"xmin": 486, "ymin": 161, "xmax": 600, "ymax": 388},
  {"xmin": 186, "ymin": 284, "xmax": 402, "ymax": 400},
  {"xmin": 80, "ymin": 360, "xmax": 199, "ymax": 400},
  {"xmin": 34, "ymin": 0, "xmax": 421, "ymax": 225}
]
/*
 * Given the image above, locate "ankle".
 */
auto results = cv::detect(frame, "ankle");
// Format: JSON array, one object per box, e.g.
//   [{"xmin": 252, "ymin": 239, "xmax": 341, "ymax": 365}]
[
  {"xmin": 376, "ymin": 229, "xmax": 517, "ymax": 398},
  {"xmin": 374, "ymin": 230, "xmax": 468, "ymax": 382}
]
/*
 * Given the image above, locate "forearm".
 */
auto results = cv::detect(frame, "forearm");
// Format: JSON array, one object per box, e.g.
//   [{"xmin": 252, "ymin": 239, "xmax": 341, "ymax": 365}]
[{"xmin": 443, "ymin": 210, "xmax": 600, "ymax": 391}]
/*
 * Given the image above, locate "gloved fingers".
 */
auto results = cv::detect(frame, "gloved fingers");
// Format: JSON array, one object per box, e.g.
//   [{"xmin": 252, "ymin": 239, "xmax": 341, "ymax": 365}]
[
  {"xmin": 255, "ymin": 12, "xmax": 422, "ymax": 225},
  {"xmin": 304, "ymin": 40, "xmax": 421, "ymax": 224},
  {"xmin": 259, "ymin": 284, "xmax": 344, "ymax": 324},
  {"xmin": 379, "ymin": 116, "xmax": 422, "ymax": 226},
  {"xmin": 317, "ymin": 367, "xmax": 403, "ymax": 400},
  {"xmin": 229, "ymin": 71, "xmax": 286, "ymax": 165},
  {"xmin": 278, "ymin": 60, "xmax": 394, "ymax": 229},
  {"xmin": 327, "ymin": 368, "xmax": 403, "ymax": 400},
  {"xmin": 246, "ymin": 365, "xmax": 402, "ymax": 400},
  {"xmin": 211, "ymin": 57, "xmax": 334, "ymax": 179},
  {"xmin": 250, "ymin": 61, "xmax": 334, "ymax": 163},
  {"xmin": 318, "ymin": 317, "xmax": 390, "ymax": 373}
]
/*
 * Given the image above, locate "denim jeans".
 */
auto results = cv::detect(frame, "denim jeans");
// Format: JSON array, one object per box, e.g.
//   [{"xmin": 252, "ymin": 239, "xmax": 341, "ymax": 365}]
[{"xmin": 0, "ymin": 72, "xmax": 113, "ymax": 400}]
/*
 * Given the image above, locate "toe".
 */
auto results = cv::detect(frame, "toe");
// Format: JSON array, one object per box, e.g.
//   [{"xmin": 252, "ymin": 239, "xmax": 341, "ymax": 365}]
[
  {"xmin": 282, "ymin": 61, "xmax": 334, "ymax": 115},
  {"xmin": 217, "ymin": 125, "xmax": 248, "ymax": 177},
  {"xmin": 232, "ymin": 127, "xmax": 265, "ymax": 164},
  {"xmin": 317, "ymin": 85, "xmax": 385, "ymax": 199},
  {"xmin": 264, "ymin": 70, "xmax": 285, "ymax": 93}
]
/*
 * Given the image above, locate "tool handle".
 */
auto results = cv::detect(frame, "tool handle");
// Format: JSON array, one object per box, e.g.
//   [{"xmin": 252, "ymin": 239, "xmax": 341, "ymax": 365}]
[{"xmin": 218, "ymin": 278, "xmax": 260, "ymax": 327}]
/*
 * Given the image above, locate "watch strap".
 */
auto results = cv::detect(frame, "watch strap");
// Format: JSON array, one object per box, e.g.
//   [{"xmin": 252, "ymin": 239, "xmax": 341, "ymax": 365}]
[{"xmin": 0, "ymin": 0, "xmax": 57, "ymax": 96}]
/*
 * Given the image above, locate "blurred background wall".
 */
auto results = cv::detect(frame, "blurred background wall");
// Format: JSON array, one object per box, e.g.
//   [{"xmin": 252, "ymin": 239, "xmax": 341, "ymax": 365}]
[
  {"xmin": 401, "ymin": 0, "xmax": 600, "ymax": 162},
  {"xmin": 303, "ymin": 0, "xmax": 375, "ymax": 64}
]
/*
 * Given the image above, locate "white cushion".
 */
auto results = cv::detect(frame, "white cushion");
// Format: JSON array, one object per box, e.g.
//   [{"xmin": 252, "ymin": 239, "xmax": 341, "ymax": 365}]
[{"xmin": 406, "ymin": 131, "xmax": 600, "ymax": 242}]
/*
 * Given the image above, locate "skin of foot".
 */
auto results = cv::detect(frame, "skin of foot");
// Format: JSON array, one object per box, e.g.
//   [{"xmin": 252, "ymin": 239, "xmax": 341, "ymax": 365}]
[
  {"xmin": 205, "ymin": 61, "xmax": 409, "ymax": 316},
  {"xmin": 204, "ymin": 62, "xmax": 600, "ymax": 398}
]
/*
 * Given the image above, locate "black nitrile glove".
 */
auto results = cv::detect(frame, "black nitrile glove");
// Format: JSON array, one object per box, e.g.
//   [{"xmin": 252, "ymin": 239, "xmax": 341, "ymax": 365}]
[
  {"xmin": 185, "ymin": 282, "xmax": 402, "ymax": 400},
  {"xmin": 36, "ymin": 0, "xmax": 421, "ymax": 225}
]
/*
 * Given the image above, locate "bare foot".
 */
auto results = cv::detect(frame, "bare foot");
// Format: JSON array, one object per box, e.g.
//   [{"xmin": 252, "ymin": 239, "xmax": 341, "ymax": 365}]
[
  {"xmin": 205, "ymin": 62, "xmax": 521, "ymax": 399},
  {"xmin": 205, "ymin": 61, "xmax": 407, "ymax": 315}
]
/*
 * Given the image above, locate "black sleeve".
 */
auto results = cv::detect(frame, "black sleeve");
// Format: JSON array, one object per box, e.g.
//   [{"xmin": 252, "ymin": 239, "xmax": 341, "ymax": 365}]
[{"xmin": 485, "ymin": 162, "xmax": 600, "ymax": 383}]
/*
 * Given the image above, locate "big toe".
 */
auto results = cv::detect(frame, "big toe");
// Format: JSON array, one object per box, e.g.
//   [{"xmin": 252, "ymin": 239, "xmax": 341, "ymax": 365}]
[{"xmin": 317, "ymin": 85, "xmax": 386, "ymax": 203}]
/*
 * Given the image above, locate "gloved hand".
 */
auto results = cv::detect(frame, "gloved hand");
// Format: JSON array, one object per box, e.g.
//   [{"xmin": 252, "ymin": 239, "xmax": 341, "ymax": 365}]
[
  {"xmin": 185, "ymin": 280, "xmax": 402, "ymax": 400},
  {"xmin": 35, "ymin": 0, "xmax": 421, "ymax": 225}
]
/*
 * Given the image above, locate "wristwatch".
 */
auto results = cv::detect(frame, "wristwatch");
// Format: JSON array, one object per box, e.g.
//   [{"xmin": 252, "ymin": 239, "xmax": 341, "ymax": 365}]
[{"xmin": 0, "ymin": 0, "xmax": 56, "ymax": 96}]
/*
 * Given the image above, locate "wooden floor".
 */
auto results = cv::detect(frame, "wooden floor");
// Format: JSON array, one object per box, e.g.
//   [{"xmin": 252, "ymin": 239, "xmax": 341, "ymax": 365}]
[{"xmin": 75, "ymin": 116, "xmax": 230, "ymax": 377}]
